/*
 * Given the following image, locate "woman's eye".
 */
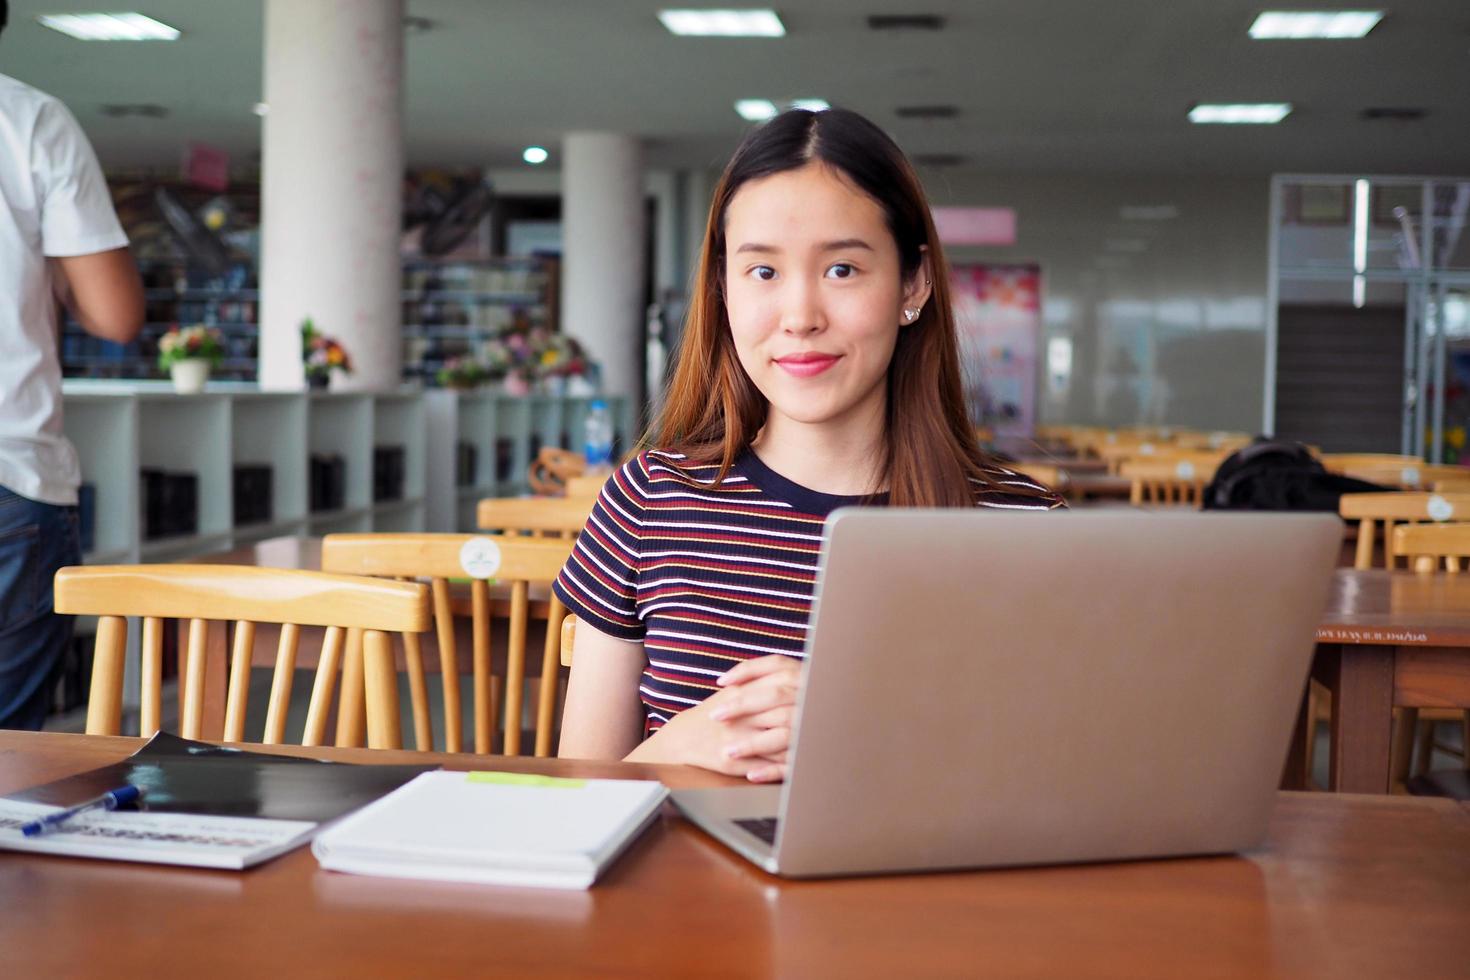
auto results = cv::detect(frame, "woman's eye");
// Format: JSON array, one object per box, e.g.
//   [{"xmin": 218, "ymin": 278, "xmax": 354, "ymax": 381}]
[
  {"xmin": 826, "ymin": 263, "xmax": 855, "ymax": 279},
  {"xmin": 750, "ymin": 266, "xmax": 777, "ymax": 281}
]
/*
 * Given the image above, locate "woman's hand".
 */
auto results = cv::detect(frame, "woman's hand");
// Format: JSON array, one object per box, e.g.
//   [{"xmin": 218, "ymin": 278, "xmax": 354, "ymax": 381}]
[
  {"xmin": 710, "ymin": 655, "xmax": 803, "ymax": 782},
  {"xmin": 626, "ymin": 654, "xmax": 804, "ymax": 783}
]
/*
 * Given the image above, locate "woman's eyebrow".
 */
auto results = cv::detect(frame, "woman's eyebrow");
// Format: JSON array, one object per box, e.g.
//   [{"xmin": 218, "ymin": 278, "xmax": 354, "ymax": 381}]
[{"xmin": 732, "ymin": 238, "xmax": 874, "ymax": 254}]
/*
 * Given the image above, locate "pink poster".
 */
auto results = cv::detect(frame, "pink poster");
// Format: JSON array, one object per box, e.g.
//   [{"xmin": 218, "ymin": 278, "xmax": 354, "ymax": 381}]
[{"xmin": 948, "ymin": 263, "xmax": 1041, "ymax": 435}]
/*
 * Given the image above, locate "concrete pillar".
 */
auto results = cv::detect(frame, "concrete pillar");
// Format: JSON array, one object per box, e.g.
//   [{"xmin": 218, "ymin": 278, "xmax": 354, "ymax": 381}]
[
  {"xmin": 560, "ymin": 132, "xmax": 645, "ymax": 402},
  {"xmin": 259, "ymin": 0, "xmax": 404, "ymax": 391}
]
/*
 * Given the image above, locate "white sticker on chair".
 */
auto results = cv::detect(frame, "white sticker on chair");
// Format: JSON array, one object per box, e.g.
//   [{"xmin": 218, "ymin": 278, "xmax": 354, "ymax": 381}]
[
  {"xmin": 459, "ymin": 536, "xmax": 503, "ymax": 579},
  {"xmin": 1175, "ymin": 461, "xmax": 1197, "ymax": 480},
  {"xmin": 1427, "ymin": 494, "xmax": 1455, "ymax": 522},
  {"xmin": 1402, "ymin": 467, "xmax": 1421, "ymax": 487},
  {"xmin": 1140, "ymin": 443, "xmax": 1155, "ymax": 455}
]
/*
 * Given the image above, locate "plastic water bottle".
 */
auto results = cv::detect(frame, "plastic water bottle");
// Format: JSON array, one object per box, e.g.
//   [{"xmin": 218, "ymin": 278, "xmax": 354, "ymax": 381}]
[{"xmin": 584, "ymin": 400, "xmax": 613, "ymax": 469}]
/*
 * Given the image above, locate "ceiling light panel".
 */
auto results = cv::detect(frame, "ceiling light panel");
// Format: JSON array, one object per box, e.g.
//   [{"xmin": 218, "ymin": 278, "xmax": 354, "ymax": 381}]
[
  {"xmin": 658, "ymin": 9, "xmax": 785, "ymax": 37},
  {"xmin": 1188, "ymin": 103, "xmax": 1292, "ymax": 124},
  {"xmin": 1248, "ymin": 11, "xmax": 1383, "ymax": 39},
  {"xmin": 735, "ymin": 99, "xmax": 779, "ymax": 121},
  {"xmin": 37, "ymin": 12, "xmax": 181, "ymax": 41}
]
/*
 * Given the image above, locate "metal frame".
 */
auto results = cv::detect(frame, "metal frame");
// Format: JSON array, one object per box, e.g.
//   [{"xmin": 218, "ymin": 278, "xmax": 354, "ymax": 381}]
[{"xmin": 1266, "ymin": 174, "xmax": 1470, "ymax": 457}]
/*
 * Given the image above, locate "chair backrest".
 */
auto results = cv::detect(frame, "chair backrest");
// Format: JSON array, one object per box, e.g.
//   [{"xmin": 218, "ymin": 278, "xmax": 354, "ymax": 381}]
[
  {"xmin": 1338, "ymin": 492, "xmax": 1470, "ymax": 569},
  {"xmin": 1341, "ymin": 462, "xmax": 1469, "ymax": 490},
  {"xmin": 1319, "ymin": 453, "xmax": 1423, "ymax": 475},
  {"xmin": 53, "ymin": 564, "xmax": 429, "ymax": 748},
  {"xmin": 560, "ymin": 615, "xmax": 577, "ymax": 668},
  {"xmin": 564, "ymin": 471, "xmax": 612, "ymax": 498},
  {"xmin": 1393, "ymin": 522, "xmax": 1470, "ymax": 573},
  {"xmin": 320, "ymin": 533, "xmax": 574, "ymax": 757},
  {"xmin": 476, "ymin": 495, "xmax": 594, "ymax": 539},
  {"xmin": 1121, "ymin": 455, "xmax": 1223, "ymax": 506},
  {"xmin": 1434, "ymin": 478, "xmax": 1470, "ymax": 494}
]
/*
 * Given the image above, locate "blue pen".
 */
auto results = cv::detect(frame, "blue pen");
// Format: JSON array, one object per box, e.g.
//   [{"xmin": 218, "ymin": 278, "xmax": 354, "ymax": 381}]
[{"xmin": 20, "ymin": 785, "xmax": 142, "ymax": 838}]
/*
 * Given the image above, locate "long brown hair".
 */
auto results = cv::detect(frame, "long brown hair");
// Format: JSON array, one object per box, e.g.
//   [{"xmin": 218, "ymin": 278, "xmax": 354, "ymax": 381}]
[{"xmin": 650, "ymin": 108, "xmax": 1041, "ymax": 506}]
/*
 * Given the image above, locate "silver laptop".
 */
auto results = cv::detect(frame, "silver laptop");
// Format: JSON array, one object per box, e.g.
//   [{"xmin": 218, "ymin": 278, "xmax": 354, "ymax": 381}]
[{"xmin": 671, "ymin": 509, "xmax": 1341, "ymax": 878}]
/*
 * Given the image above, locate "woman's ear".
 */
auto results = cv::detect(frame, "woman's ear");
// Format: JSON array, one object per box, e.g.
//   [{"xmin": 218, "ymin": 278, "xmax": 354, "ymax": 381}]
[{"xmin": 899, "ymin": 246, "xmax": 934, "ymax": 326}]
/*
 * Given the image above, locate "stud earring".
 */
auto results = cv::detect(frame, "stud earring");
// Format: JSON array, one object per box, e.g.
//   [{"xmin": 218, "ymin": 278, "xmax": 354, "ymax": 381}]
[{"xmin": 903, "ymin": 308, "xmax": 919, "ymax": 322}]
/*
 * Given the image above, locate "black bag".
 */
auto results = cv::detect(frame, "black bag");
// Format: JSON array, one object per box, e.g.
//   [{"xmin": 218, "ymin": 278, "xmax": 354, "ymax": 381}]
[{"xmin": 1202, "ymin": 438, "xmax": 1388, "ymax": 511}]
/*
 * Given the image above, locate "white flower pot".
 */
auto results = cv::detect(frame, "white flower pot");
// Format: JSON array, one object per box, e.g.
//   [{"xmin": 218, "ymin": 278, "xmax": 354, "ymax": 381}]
[{"xmin": 169, "ymin": 358, "xmax": 211, "ymax": 394}]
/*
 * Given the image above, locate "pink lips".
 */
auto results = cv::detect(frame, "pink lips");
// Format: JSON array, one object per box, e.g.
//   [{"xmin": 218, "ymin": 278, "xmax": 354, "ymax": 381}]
[{"xmin": 774, "ymin": 353, "xmax": 841, "ymax": 378}]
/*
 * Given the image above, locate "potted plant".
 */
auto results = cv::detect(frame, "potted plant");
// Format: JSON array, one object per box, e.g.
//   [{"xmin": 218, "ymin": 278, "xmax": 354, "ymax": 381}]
[
  {"xmin": 157, "ymin": 324, "xmax": 225, "ymax": 394},
  {"xmin": 300, "ymin": 318, "xmax": 353, "ymax": 390}
]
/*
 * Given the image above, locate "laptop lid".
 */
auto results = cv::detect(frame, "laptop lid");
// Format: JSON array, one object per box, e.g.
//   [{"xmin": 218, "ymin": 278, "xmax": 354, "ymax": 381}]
[{"xmin": 770, "ymin": 510, "xmax": 1341, "ymax": 877}]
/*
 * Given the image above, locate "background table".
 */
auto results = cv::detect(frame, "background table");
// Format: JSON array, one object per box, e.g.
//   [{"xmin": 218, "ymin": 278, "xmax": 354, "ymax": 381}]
[
  {"xmin": 3, "ymin": 731, "xmax": 1467, "ymax": 977},
  {"xmin": 1288, "ymin": 568, "xmax": 1470, "ymax": 793}
]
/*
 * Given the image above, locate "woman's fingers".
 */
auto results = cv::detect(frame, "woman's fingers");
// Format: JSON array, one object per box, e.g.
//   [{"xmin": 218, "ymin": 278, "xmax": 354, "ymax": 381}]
[
  {"xmin": 745, "ymin": 762, "xmax": 788, "ymax": 783},
  {"xmin": 723, "ymin": 725, "xmax": 791, "ymax": 761},
  {"xmin": 718, "ymin": 654, "xmax": 801, "ymax": 688},
  {"xmin": 708, "ymin": 678, "xmax": 798, "ymax": 722}
]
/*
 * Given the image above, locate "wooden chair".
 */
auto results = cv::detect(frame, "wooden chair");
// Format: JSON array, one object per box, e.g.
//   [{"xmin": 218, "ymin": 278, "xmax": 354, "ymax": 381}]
[
  {"xmin": 1342, "ymin": 463, "xmax": 1470, "ymax": 490},
  {"xmin": 1320, "ymin": 453, "xmax": 1423, "ymax": 475},
  {"xmin": 1433, "ymin": 479, "xmax": 1470, "ymax": 494},
  {"xmin": 53, "ymin": 564, "xmax": 430, "ymax": 749},
  {"xmin": 1387, "ymin": 523, "xmax": 1470, "ymax": 779},
  {"xmin": 561, "ymin": 615, "xmax": 577, "ymax": 668},
  {"xmin": 1172, "ymin": 432, "xmax": 1252, "ymax": 454},
  {"xmin": 320, "ymin": 533, "xmax": 574, "ymax": 757},
  {"xmin": 1338, "ymin": 493, "xmax": 1470, "ymax": 569},
  {"xmin": 1121, "ymin": 455, "xmax": 1223, "ymax": 506},
  {"xmin": 564, "ymin": 471, "xmax": 613, "ymax": 498},
  {"xmin": 476, "ymin": 495, "xmax": 594, "ymax": 539}
]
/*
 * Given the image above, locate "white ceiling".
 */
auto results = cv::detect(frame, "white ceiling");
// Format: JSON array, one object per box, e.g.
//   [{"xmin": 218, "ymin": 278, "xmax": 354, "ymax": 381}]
[{"xmin": 2, "ymin": 0, "xmax": 1467, "ymax": 176}]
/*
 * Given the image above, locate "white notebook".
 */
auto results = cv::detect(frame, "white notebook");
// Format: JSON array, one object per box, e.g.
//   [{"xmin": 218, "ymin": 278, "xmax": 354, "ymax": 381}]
[{"xmin": 312, "ymin": 770, "xmax": 669, "ymax": 889}]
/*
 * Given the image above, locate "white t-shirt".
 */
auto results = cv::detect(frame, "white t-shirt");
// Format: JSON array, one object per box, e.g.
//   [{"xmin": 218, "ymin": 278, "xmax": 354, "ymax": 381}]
[{"xmin": 0, "ymin": 72, "xmax": 128, "ymax": 506}]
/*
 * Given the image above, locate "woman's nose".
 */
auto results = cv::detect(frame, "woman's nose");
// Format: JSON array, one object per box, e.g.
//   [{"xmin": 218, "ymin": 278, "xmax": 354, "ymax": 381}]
[{"xmin": 777, "ymin": 279, "xmax": 826, "ymax": 335}]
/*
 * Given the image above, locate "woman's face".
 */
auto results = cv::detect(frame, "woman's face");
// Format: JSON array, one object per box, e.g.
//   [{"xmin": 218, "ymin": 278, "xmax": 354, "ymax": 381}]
[{"xmin": 722, "ymin": 161, "xmax": 930, "ymax": 433}]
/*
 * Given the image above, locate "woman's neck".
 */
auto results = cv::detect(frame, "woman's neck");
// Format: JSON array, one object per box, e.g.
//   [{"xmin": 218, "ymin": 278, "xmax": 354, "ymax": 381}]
[{"xmin": 751, "ymin": 400, "xmax": 887, "ymax": 497}]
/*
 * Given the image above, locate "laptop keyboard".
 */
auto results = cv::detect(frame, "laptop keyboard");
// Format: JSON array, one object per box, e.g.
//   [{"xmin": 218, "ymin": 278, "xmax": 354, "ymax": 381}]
[{"xmin": 735, "ymin": 817, "xmax": 780, "ymax": 845}]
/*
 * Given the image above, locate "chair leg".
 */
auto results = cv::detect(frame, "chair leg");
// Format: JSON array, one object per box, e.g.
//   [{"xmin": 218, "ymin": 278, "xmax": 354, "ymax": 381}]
[
  {"xmin": 1413, "ymin": 717, "xmax": 1437, "ymax": 776},
  {"xmin": 1389, "ymin": 707, "xmax": 1418, "ymax": 792},
  {"xmin": 363, "ymin": 629, "xmax": 403, "ymax": 751}
]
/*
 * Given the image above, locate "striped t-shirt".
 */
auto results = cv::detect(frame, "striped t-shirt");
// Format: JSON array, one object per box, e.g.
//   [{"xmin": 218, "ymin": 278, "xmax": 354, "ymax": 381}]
[{"xmin": 551, "ymin": 448, "xmax": 1064, "ymax": 735}]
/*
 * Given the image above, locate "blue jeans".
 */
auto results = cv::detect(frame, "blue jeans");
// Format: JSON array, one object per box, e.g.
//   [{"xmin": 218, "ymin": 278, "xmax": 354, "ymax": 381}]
[{"xmin": 0, "ymin": 486, "xmax": 80, "ymax": 730}]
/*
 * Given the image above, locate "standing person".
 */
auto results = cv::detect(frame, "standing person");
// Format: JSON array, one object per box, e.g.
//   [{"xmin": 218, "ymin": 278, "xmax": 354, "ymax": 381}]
[
  {"xmin": 0, "ymin": 0, "xmax": 144, "ymax": 729},
  {"xmin": 554, "ymin": 108, "xmax": 1062, "ymax": 781}
]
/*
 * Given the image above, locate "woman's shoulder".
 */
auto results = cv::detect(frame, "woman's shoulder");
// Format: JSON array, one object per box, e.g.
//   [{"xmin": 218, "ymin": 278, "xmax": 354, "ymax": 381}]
[
  {"xmin": 969, "ymin": 462, "xmax": 1068, "ymax": 510},
  {"xmin": 637, "ymin": 447, "xmax": 742, "ymax": 491}
]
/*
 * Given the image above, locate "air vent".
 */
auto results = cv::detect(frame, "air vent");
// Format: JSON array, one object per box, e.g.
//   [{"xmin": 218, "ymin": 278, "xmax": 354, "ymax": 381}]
[
  {"xmin": 1360, "ymin": 107, "xmax": 1426, "ymax": 121},
  {"xmin": 911, "ymin": 153, "xmax": 966, "ymax": 168},
  {"xmin": 895, "ymin": 105, "xmax": 959, "ymax": 120},
  {"xmin": 403, "ymin": 16, "xmax": 435, "ymax": 33},
  {"xmin": 99, "ymin": 104, "xmax": 168, "ymax": 118},
  {"xmin": 867, "ymin": 15, "xmax": 945, "ymax": 31}
]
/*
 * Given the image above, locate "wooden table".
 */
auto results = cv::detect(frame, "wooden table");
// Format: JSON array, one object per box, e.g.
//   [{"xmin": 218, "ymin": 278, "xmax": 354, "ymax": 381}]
[
  {"xmin": 3, "ymin": 732, "xmax": 1467, "ymax": 977},
  {"xmin": 1287, "ymin": 568, "xmax": 1470, "ymax": 794}
]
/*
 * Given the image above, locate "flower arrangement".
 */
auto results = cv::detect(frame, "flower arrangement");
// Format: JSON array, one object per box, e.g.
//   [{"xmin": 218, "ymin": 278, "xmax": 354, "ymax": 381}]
[
  {"xmin": 436, "ymin": 355, "xmax": 494, "ymax": 389},
  {"xmin": 301, "ymin": 318, "xmax": 352, "ymax": 386},
  {"xmin": 156, "ymin": 324, "xmax": 225, "ymax": 371}
]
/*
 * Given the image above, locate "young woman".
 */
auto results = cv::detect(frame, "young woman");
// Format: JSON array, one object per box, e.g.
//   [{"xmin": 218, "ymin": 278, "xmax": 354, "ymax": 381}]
[{"xmin": 553, "ymin": 108, "xmax": 1062, "ymax": 781}]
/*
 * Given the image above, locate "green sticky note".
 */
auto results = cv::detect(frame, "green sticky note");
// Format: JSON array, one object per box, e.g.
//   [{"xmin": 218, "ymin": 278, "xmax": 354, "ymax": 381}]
[{"xmin": 466, "ymin": 771, "xmax": 587, "ymax": 789}]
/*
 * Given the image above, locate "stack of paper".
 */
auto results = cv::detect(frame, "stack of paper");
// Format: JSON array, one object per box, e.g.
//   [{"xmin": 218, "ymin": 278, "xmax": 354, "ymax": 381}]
[
  {"xmin": 0, "ymin": 800, "xmax": 316, "ymax": 869},
  {"xmin": 313, "ymin": 770, "xmax": 669, "ymax": 889}
]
